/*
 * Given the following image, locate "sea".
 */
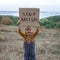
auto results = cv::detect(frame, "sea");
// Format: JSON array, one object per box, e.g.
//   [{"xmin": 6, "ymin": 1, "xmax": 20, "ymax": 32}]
[{"xmin": 0, "ymin": 11, "xmax": 60, "ymax": 19}]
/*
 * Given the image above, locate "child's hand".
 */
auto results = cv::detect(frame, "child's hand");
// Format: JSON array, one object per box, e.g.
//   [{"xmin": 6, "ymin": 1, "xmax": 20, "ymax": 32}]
[
  {"xmin": 18, "ymin": 26, "xmax": 21, "ymax": 30},
  {"xmin": 19, "ymin": 25, "xmax": 21, "ymax": 28},
  {"xmin": 37, "ymin": 27, "xmax": 40, "ymax": 31},
  {"xmin": 37, "ymin": 26, "xmax": 39, "ymax": 29},
  {"xmin": 38, "ymin": 21, "xmax": 40, "ymax": 24}
]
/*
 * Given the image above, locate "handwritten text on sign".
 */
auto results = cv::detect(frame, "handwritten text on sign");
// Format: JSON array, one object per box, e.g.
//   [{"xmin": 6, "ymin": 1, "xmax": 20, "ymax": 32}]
[{"xmin": 19, "ymin": 8, "xmax": 40, "ymax": 27}]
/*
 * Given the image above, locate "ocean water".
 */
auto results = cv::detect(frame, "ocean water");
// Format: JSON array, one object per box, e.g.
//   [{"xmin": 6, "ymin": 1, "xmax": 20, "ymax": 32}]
[{"xmin": 0, "ymin": 11, "xmax": 60, "ymax": 19}]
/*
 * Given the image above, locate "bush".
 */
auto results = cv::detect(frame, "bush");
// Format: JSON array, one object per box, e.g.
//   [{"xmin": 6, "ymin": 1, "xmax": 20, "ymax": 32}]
[
  {"xmin": 1, "ymin": 17, "xmax": 13, "ymax": 25},
  {"xmin": 40, "ymin": 15, "xmax": 60, "ymax": 29},
  {"xmin": 0, "ymin": 15, "xmax": 19, "ymax": 26},
  {"xmin": 9, "ymin": 16, "xmax": 19, "ymax": 26}
]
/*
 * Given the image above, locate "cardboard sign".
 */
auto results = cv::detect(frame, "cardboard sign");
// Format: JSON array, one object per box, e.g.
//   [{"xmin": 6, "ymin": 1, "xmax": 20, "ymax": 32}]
[{"xmin": 19, "ymin": 8, "xmax": 40, "ymax": 27}]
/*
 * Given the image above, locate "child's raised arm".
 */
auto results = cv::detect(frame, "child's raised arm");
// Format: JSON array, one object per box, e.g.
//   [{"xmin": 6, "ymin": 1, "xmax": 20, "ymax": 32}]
[
  {"xmin": 18, "ymin": 27, "xmax": 25, "ymax": 39},
  {"xmin": 32, "ymin": 27, "xmax": 39, "ymax": 39}
]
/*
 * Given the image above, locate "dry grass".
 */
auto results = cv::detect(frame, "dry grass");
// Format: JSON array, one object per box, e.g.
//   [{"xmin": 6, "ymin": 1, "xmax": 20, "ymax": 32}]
[{"xmin": 0, "ymin": 25, "xmax": 60, "ymax": 60}]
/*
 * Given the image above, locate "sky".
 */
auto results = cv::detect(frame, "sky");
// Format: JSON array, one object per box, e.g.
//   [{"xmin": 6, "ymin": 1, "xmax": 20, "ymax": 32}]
[{"xmin": 0, "ymin": 0, "xmax": 60, "ymax": 11}]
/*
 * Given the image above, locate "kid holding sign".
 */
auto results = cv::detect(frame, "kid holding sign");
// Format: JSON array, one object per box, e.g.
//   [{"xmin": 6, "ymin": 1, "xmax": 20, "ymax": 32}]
[{"xmin": 18, "ymin": 26, "xmax": 39, "ymax": 60}]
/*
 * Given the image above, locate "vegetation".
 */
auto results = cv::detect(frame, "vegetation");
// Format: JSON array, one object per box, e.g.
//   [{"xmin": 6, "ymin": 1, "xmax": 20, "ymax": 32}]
[
  {"xmin": 0, "ymin": 15, "xmax": 60, "ymax": 28},
  {"xmin": 1, "ymin": 17, "xmax": 13, "ymax": 25},
  {"xmin": 40, "ymin": 16, "xmax": 60, "ymax": 29},
  {"xmin": 0, "ymin": 15, "xmax": 19, "ymax": 26}
]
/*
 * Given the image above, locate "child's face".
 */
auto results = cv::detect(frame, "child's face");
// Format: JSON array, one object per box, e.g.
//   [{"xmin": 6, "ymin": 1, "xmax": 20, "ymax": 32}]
[{"xmin": 25, "ymin": 28, "xmax": 32, "ymax": 36}]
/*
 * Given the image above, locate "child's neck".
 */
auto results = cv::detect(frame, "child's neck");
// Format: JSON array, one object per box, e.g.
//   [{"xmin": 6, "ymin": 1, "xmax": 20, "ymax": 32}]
[{"xmin": 26, "ymin": 35, "xmax": 32, "ymax": 44}]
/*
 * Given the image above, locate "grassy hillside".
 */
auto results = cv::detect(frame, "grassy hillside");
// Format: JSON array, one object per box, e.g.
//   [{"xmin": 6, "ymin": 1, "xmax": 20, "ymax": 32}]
[
  {"xmin": 0, "ymin": 15, "xmax": 60, "ymax": 28},
  {"xmin": 40, "ymin": 15, "xmax": 60, "ymax": 28}
]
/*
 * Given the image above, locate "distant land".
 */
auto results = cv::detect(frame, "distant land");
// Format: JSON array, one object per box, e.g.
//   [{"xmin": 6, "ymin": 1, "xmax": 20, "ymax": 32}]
[{"xmin": 0, "ymin": 11, "xmax": 60, "ymax": 18}]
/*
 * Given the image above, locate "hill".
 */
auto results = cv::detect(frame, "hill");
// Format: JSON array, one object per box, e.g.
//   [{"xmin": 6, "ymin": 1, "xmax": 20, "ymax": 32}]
[
  {"xmin": 40, "ymin": 15, "xmax": 60, "ymax": 28},
  {"xmin": 0, "ymin": 15, "xmax": 60, "ymax": 28}
]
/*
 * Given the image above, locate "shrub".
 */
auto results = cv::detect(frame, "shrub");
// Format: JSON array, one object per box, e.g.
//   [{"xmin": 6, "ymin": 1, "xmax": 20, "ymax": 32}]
[{"xmin": 1, "ymin": 17, "xmax": 14, "ymax": 25}]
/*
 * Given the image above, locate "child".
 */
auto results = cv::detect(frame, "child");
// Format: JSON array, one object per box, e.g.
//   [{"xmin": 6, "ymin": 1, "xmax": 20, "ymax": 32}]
[{"xmin": 18, "ymin": 26, "xmax": 39, "ymax": 60}]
